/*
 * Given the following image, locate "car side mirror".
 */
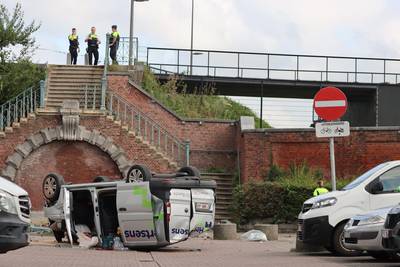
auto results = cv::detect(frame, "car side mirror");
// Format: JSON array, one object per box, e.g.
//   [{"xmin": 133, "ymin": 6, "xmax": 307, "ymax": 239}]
[{"xmin": 371, "ymin": 181, "xmax": 384, "ymax": 194}]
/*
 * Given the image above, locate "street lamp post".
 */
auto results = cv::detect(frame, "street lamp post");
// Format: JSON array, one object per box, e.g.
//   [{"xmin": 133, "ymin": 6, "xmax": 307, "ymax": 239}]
[
  {"xmin": 129, "ymin": 0, "xmax": 149, "ymax": 66},
  {"xmin": 189, "ymin": 0, "xmax": 194, "ymax": 75}
]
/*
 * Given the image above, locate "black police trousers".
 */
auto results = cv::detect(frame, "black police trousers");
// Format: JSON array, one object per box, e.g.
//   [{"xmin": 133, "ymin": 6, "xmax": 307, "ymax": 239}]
[
  {"xmin": 110, "ymin": 46, "xmax": 118, "ymax": 64},
  {"xmin": 88, "ymin": 47, "xmax": 99, "ymax": 65},
  {"xmin": 69, "ymin": 47, "xmax": 78, "ymax": 65}
]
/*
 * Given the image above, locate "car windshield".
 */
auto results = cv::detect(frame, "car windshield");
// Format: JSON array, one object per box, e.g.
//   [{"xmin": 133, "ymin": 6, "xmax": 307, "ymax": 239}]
[{"xmin": 342, "ymin": 163, "xmax": 390, "ymax": 191}]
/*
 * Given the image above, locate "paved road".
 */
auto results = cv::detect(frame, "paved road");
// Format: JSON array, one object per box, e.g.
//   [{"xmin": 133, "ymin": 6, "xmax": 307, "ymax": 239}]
[{"xmin": 1, "ymin": 236, "xmax": 399, "ymax": 267}]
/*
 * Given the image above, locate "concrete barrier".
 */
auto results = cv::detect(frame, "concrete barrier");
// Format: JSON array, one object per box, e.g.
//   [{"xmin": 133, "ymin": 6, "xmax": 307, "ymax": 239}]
[
  {"xmin": 254, "ymin": 224, "xmax": 279, "ymax": 241},
  {"xmin": 213, "ymin": 222, "xmax": 237, "ymax": 240}
]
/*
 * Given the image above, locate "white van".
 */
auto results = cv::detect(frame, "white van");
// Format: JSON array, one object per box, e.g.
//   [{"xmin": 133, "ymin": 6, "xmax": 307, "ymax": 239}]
[
  {"xmin": 0, "ymin": 176, "xmax": 31, "ymax": 253},
  {"xmin": 298, "ymin": 161, "xmax": 400, "ymax": 256}
]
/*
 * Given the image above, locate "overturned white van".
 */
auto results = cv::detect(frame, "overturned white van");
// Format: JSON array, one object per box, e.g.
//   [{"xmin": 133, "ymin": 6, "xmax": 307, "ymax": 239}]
[{"xmin": 42, "ymin": 165, "xmax": 216, "ymax": 249}]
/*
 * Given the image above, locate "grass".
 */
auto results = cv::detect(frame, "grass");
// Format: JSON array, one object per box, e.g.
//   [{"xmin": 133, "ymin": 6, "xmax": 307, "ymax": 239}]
[{"xmin": 141, "ymin": 69, "xmax": 270, "ymax": 128}]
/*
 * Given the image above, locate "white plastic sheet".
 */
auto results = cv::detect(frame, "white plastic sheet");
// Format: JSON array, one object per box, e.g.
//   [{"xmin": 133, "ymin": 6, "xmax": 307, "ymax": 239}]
[{"xmin": 240, "ymin": 230, "xmax": 268, "ymax": 242}]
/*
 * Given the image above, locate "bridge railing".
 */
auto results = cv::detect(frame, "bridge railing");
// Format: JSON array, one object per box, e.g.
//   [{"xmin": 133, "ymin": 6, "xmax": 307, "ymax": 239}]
[
  {"xmin": 106, "ymin": 92, "xmax": 190, "ymax": 167},
  {"xmin": 0, "ymin": 86, "xmax": 40, "ymax": 132},
  {"xmin": 116, "ymin": 37, "xmax": 139, "ymax": 65},
  {"xmin": 146, "ymin": 47, "xmax": 400, "ymax": 84}
]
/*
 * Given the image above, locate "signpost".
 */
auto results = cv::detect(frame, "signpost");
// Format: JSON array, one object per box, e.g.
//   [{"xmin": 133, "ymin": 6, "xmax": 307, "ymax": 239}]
[{"xmin": 313, "ymin": 87, "xmax": 349, "ymax": 191}]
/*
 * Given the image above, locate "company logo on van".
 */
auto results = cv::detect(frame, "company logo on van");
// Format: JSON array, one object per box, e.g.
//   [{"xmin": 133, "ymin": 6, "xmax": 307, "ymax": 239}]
[
  {"xmin": 124, "ymin": 230, "xmax": 155, "ymax": 239},
  {"xmin": 171, "ymin": 228, "xmax": 189, "ymax": 235}
]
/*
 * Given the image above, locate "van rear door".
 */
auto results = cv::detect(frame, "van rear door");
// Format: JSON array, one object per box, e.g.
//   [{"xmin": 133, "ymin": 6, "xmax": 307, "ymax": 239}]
[
  {"xmin": 168, "ymin": 189, "xmax": 191, "ymax": 243},
  {"xmin": 189, "ymin": 189, "xmax": 215, "ymax": 236},
  {"xmin": 63, "ymin": 188, "xmax": 74, "ymax": 246},
  {"xmin": 117, "ymin": 182, "xmax": 157, "ymax": 246}
]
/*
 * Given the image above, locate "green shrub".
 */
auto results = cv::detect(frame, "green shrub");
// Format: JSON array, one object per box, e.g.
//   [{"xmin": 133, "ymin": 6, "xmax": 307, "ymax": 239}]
[{"xmin": 231, "ymin": 162, "xmax": 353, "ymax": 224}]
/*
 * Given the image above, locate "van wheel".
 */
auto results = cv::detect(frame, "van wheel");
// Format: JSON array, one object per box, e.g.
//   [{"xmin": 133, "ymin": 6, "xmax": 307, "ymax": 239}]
[
  {"xmin": 43, "ymin": 173, "xmax": 64, "ymax": 205},
  {"xmin": 126, "ymin": 165, "xmax": 152, "ymax": 183},
  {"xmin": 93, "ymin": 176, "xmax": 111, "ymax": 183},
  {"xmin": 332, "ymin": 222, "xmax": 362, "ymax": 256},
  {"xmin": 178, "ymin": 166, "xmax": 201, "ymax": 178}
]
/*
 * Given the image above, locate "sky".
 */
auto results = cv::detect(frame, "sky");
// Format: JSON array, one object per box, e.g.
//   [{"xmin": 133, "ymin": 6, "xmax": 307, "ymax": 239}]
[{"xmin": 4, "ymin": 0, "xmax": 400, "ymax": 128}]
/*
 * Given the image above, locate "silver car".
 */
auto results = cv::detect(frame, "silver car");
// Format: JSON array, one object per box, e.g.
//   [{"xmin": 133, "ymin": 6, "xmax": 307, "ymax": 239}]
[{"xmin": 344, "ymin": 207, "xmax": 400, "ymax": 260}]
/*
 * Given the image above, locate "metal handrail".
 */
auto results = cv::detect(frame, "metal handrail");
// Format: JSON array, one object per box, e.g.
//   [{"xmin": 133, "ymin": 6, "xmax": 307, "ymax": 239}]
[
  {"xmin": 117, "ymin": 37, "xmax": 139, "ymax": 64},
  {"xmin": 106, "ymin": 92, "xmax": 190, "ymax": 166},
  {"xmin": 146, "ymin": 47, "xmax": 400, "ymax": 84},
  {"xmin": 0, "ymin": 87, "xmax": 40, "ymax": 132}
]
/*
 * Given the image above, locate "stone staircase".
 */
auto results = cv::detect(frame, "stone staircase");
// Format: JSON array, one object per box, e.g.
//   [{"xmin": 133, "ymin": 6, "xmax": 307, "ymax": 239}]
[
  {"xmin": 202, "ymin": 173, "xmax": 234, "ymax": 221},
  {"xmin": 45, "ymin": 65, "xmax": 103, "ymax": 110}
]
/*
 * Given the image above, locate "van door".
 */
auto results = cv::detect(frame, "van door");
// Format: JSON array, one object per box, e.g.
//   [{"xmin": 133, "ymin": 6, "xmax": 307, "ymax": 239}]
[
  {"xmin": 169, "ymin": 189, "xmax": 191, "ymax": 243},
  {"xmin": 189, "ymin": 189, "xmax": 215, "ymax": 237},
  {"xmin": 63, "ymin": 188, "xmax": 73, "ymax": 246},
  {"xmin": 117, "ymin": 182, "xmax": 157, "ymax": 246},
  {"xmin": 369, "ymin": 165, "xmax": 400, "ymax": 210}
]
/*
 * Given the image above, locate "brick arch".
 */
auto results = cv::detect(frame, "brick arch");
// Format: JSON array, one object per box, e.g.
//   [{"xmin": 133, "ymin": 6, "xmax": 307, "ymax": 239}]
[{"xmin": 1, "ymin": 126, "xmax": 133, "ymax": 182}]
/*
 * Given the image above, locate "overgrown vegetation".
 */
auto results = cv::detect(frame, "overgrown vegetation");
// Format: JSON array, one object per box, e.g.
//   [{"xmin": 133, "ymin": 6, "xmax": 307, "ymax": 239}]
[
  {"xmin": 0, "ymin": 3, "xmax": 45, "ymax": 104},
  {"xmin": 142, "ymin": 69, "xmax": 270, "ymax": 127},
  {"xmin": 230, "ymin": 162, "xmax": 353, "ymax": 224}
]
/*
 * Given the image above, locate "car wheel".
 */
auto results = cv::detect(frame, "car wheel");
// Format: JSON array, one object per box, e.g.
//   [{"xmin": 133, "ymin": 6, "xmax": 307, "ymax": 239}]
[
  {"xmin": 126, "ymin": 165, "xmax": 152, "ymax": 183},
  {"xmin": 93, "ymin": 176, "xmax": 111, "ymax": 183},
  {"xmin": 42, "ymin": 173, "xmax": 65, "ymax": 205},
  {"xmin": 332, "ymin": 222, "xmax": 363, "ymax": 256},
  {"xmin": 178, "ymin": 166, "xmax": 201, "ymax": 178},
  {"xmin": 368, "ymin": 251, "xmax": 391, "ymax": 259}
]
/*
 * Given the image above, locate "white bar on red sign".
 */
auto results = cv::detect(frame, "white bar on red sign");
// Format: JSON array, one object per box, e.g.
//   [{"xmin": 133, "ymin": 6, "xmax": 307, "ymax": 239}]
[{"xmin": 314, "ymin": 100, "xmax": 346, "ymax": 108}]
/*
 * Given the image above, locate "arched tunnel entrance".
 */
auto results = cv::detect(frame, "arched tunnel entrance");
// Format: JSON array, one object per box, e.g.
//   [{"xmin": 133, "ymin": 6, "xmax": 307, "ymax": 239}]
[{"xmin": 15, "ymin": 141, "xmax": 122, "ymax": 210}]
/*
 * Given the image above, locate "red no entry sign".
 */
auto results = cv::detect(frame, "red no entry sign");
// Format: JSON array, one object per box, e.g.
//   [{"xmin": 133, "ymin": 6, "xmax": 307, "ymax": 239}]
[{"xmin": 313, "ymin": 87, "xmax": 348, "ymax": 121}]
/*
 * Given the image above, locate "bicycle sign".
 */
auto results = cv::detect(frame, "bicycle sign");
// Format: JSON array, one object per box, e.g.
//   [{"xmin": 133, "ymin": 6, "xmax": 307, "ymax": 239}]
[{"xmin": 316, "ymin": 121, "xmax": 350, "ymax": 138}]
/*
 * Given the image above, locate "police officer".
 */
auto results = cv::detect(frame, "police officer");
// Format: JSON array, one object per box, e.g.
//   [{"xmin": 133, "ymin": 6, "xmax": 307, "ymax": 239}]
[
  {"xmin": 109, "ymin": 25, "xmax": 120, "ymax": 65},
  {"xmin": 85, "ymin": 27, "xmax": 101, "ymax": 65},
  {"xmin": 68, "ymin": 28, "xmax": 79, "ymax": 65},
  {"xmin": 313, "ymin": 180, "xmax": 329, "ymax": 197}
]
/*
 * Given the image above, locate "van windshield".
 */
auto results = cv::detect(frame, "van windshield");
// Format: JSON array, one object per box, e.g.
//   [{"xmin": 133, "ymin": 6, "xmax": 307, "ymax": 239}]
[{"xmin": 342, "ymin": 163, "xmax": 389, "ymax": 191}]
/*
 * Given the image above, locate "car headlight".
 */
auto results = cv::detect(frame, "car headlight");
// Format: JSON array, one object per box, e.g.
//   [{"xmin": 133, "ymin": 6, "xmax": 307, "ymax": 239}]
[
  {"xmin": 311, "ymin": 197, "xmax": 337, "ymax": 209},
  {"xmin": 0, "ymin": 190, "xmax": 18, "ymax": 214},
  {"xmin": 358, "ymin": 215, "xmax": 385, "ymax": 226},
  {"xmin": 345, "ymin": 219, "xmax": 354, "ymax": 229}
]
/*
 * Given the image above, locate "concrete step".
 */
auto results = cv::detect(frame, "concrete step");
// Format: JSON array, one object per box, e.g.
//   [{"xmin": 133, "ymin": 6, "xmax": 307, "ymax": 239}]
[
  {"xmin": 49, "ymin": 79, "xmax": 102, "ymax": 84},
  {"xmin": 49, "ymin": 65, "xmax": 104, "ymax": 70}
]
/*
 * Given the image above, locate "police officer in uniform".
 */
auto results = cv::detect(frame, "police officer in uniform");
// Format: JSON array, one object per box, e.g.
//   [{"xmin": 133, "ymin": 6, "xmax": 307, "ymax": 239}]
[
  {"xmin": 68, "ymin": 28, "xmax": 79, "ymax": 65},
  {"xmin": 85, "ymin": 27, "xmax": 101, "ymax": 65},
  {"xmin": 313, "ymin": 180, "xmax": 329, "ymax": 197},
  {"xmin": 109, "ymin": 25, "xmax": 120, "ymax": 65}
]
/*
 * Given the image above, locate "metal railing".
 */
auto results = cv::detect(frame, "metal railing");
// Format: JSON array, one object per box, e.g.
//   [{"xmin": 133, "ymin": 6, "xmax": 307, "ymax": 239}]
[
  {"xmin": 82, "ymin": 85, "xmax": 101, "ymax": 110},
  {"xmin": 0, "ymin": 87, "xmax": 40, "ymax": 132},
  {"xmin": 106, "ymin": 92, "xmax": 190, "ymax": 166},
  {"xmin": 117, "ymin": 37, "xmax": 139, "ymax": 65},
  {"xmin": 146, "ymin": 47, "xmax": 400, "ymax": 84}
]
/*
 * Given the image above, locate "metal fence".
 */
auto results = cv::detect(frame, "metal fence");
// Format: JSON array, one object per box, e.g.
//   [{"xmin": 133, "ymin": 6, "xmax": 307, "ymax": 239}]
[
  {"xmin": 0, "ymin": 87, "xmax": 40, "ymax": 131},
  {"xmin": 106, "ymin": 92, "xmax": 190, "ymax": 166},
  {"xmin": 146, "ymin": 47, "xmax": 400, "ymax": 84},
  {"xmin": 116, "ymin": 37, "xmax": 139, "ymax": 65}
]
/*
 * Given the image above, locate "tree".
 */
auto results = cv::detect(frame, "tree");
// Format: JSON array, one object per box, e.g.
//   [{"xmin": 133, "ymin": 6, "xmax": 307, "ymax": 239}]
[{"xmin": 0, "ymin": 3, "xmax": 44, "ymax": 104}]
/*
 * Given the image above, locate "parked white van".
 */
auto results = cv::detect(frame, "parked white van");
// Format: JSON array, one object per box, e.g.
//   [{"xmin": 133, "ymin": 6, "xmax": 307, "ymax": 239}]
[
  {"xmin": 298, "ymin": 161, "xmax": 400, "ymax": 256},
  {"xmin": 0, "ymin": 176, "xmax": 30, "ymax": 253}
]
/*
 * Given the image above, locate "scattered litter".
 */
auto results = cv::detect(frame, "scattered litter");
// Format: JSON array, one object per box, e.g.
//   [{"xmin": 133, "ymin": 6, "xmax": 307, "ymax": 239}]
[
  {"xmin": 75, "ymin": 224, "xmax": 99, "ymax": 249},
  {"xmin": 113, "ymin": 237, "xmax": 128, "ymax": 251},
  {"xmin": 240, "ymin": 230, "xmax": 268, "ymax": 242},
  {"xmin": 29, "ymin": 225, "xmax": 52, "ymax": 235}
]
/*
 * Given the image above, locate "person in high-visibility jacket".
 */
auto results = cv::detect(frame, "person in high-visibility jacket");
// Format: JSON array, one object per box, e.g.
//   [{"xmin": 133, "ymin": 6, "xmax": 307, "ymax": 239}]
[
  {"xmin": 68, "ymin": 28, "xmax": 79, "ymax": 65},
  {"xmin": 109, "ymin": 25, "xmax": 120, "ymax": 65},
  {"xmin": 313, "ymin": 180, "xmax": 329, "ymax": 197},
  {"xmin": 85, "ymin": 27, "xmax": 101, "ymax": 65}
]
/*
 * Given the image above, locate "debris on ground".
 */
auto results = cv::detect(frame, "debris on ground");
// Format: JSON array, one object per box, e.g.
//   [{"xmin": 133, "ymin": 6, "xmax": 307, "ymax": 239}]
[
  {"xmin": 75, "ymin": 224, "xmax": 99, "ymax": 249},
  {"xmin": 240, "ymin": 230, "xmax": 268, "ymax": 242}
]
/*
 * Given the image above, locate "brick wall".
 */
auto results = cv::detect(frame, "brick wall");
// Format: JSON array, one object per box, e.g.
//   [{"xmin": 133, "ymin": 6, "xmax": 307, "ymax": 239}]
[
  {"xmin": 240, "ymin": 128, "xmax": 400, "ymax": 182},
  {"xmin": 108, "ymin": 75, "xmax": 238, "ymax": 172},
  {"xmin": 0, "ymin": 115, "xmax": 175, "ymax": 209}
]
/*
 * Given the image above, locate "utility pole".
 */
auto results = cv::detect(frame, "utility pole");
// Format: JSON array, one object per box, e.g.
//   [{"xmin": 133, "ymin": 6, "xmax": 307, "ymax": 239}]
[{"xmin": 190, "ymin": 0, "xmax": 194, "ymax": 75}]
